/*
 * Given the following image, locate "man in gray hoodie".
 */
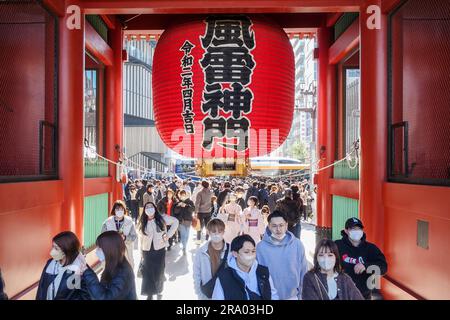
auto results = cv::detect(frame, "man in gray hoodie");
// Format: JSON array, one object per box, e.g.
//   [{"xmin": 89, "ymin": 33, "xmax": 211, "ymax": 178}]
[{"xmin": 256, "ymin": 210, "xmax": 308, "ymax": 300}]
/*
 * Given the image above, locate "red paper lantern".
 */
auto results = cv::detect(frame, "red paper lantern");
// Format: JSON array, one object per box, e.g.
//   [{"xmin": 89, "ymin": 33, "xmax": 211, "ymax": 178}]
[{"xmin": 153, "ymin": 16, "xmax": 294, "ymax": 159}]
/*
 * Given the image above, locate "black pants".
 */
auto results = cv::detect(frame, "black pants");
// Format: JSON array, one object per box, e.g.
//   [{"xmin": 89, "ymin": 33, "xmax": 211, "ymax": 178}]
[
  {"xmin": 197, "ymin": 212, "xmax": 211, "ymax": 240},
  {"xmin": 167, "ymin": 225, "xmax": 179, "ymax": 247},
  {"xmin": 130, "ymin": 200, "xmax": 139, "ymax": 223}
]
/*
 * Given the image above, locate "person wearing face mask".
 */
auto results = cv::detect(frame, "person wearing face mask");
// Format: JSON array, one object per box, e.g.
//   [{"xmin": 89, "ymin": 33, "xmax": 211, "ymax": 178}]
[
  {"xmin": 157, "ymin": 189, "xmax": 179, "ymax": 249},
  {"xmin": 193, "ymin": 219, "xmax": 230, "ymax": 300},
  {"xmin": 217, "ymin": 193, "xmax": 244, "ymax": 244},
  {"xmin": 138, "ymin": 202, "xmax": 179, "ymax": 300},
  {"xmin": 243, "ymin": 196, "xmax": 265, "ymax": 244},
  {"xmin": 234, "ymin": 186, "xmax": 246, "ymax": 211},
  {"xmin": 173, "ymin": 190, "xmax": 195, "ymax": 254},
  {"xmin": 256, "ymin": 210, "xmax": 308, "ymax": 300},
  {"xmin": 101, "ymin": 200, "xmax": 137, "ymax": 269},
  {"xmin": 212, "ymin": 234, "xmax": 278, "ymax": 300},
  {"xmin": 82, "ymin": 231, "xmax": 137, "ymax": 300},
  {"xmin": 302, "ymin": 239, "xmax": 364, "ymax": 300},
  {"xmin": 334, "ymin": 217, "xmax": 388, "ymax": 300},
  {"xmin": 36, "ymin": 231, "xmax": 90, "ymax": 300}
]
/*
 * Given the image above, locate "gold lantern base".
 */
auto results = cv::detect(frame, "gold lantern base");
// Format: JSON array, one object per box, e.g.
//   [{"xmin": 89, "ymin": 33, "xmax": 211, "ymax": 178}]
[{"xmin": 195, "ymin": 158, "xmax": 251, "ymax": 177}]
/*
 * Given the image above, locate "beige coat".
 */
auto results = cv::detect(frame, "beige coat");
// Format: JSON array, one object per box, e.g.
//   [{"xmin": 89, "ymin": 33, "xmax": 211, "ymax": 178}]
[{"xmin": 139, "ymin": 214, "xmax": 179, "ymax": 251}]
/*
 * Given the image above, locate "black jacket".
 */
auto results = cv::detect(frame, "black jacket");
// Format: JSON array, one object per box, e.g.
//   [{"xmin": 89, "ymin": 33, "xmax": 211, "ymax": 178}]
[
  {"xmin": 83, "ymin": 263, "xmax": 137, "ymax": 300},
  {"xmin": 217, "ymin": 264, "xmax": 272, "ymax": 300},
  {"xmin": 173, "ymin": 198, "xmax": 195, "ymax": 222},
  {"xmin": 236, "ymin": 197, "xmax": 246, "ymax": 211},
  {"xmin": 36, "ymin": 259, "xmax": 91, "ymax": 300},
  {"xmin": 136, "ymin": 187, "xmax": 147, "ymax": 207},
  {"xmin": 0, "ymin": 268, "xmax": 8, "ymax": 300},
  {"xmin": 257, "ymin": 188, "xmax": 269, "ymax": 208},
  {"xmin": 275, "ymin": 197, "xmax": 302, "ymax": 226},
  {"xmin": 217, "ymin": 189, "xmax": 231, "ymax": 208},
  {"xmin": 335, "ymin": 231, "xmax": 388, "ymax": 298},
  {"xmin": 245, "ymin": 186, "xmax": 259, "ymax": 203}
]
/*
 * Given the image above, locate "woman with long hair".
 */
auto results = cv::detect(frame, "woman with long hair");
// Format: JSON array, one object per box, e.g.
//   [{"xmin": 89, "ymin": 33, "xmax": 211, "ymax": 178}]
[
  {"xmin": 82, "ymin": 231, "xmax": 137, "ymax": 300},
  {"xmin": 36, "ymin": 231, "xmax": 90, "ymax": 300},
  {"xmin": 157, "ymin": 189, "xmax": 179, "ymax": 249},
  {"xmin": 302, "ymin": 239, "xmax": 364, "ymax": 300},
  {"xmin": 101, "ymin": 200, "xmax": 137, "ymax": 268},
  {"xmin": 138, "ymin": 201, "xmax": 179, "ymax": 300}
]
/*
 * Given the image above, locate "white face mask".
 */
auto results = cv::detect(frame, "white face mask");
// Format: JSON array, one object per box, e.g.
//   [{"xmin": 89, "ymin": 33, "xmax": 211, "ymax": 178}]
[
  {"xmin": 50, "ymin": 248, "xmax": 65, "ymax": 261},
  {"xmin": 96, "ymin": 248, "xmax": 105, "ymax": 262},
  {"xmin": 210, "ymin": 234, "xmax": 223, "ymax": 243},
  {"xmin": 145, "ymin": 207, "xmax": 155, "ymax": 217},
  {"xmin": 317, "ymin": 256, "xmax": 336, "ymax": 271},
  {"xmin": 115, "ymin": 209, "xmax": 125, "ymax": 218},
  {"xmin": 271, "ymin": 232, "xmax": 286, "ymax": 241},
  {"xmin": 238, "ymin": 253, "xmax": 256, "ymax": 267},
  {"xmin": 349, "ymin": 230, "xmax": 364, "ymax": 241}
]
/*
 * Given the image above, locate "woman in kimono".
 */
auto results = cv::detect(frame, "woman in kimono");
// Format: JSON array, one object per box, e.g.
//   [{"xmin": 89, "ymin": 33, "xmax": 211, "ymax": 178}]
[
  {"xmin": 217, "ymin": 193, "xmax": 243, "ymax": 244},
  {"xmin": 243, "ymin": 196, "xmax": 265, "ymax": 244}
]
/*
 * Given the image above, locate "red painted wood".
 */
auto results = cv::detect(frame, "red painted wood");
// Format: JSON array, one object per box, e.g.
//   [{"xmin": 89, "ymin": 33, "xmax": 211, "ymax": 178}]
[
  {"xmin": 59, "ymin": 2, "xmax": 85, "ymax": 243},
  {"xmin": 105, "ymin": 20, "xmax": 124, "ymax": 202},
  {"xmin": 326, "ymin": 12, "xmax": 343, "ymax": 27},
  {"xmin": 100, "ymin": 14, "xmax": 116, "ymax": 29},
  {"xmin": 359, "ymin": 1, "xmax": 387, "ymax": 249},
  {"xmin": 85, "ymin": 21, "xmax": 114, "ymax": 66},
  {"xmin": 381, "ymin": 0, "xmax": 403, "ymax": 13},
  {"xmin": 383, "ymin": 183, "xmax": 450, "ymax": 299},
  {"xmin": 328, "ymin": 178, "xmax": 359, "ymax": 199},
  {"xmin": 81, "ymin": 0, "xmax": 361, "ymax": 15},
  {"xmin": 84, "ymin": 177, "xmax": 114, "ymax": 196},
  {"xmin": 329, "ymin": 18, "xmax": 359, "ymax": 65},
  {"xmin": 124, "ymin": 13, "xmax": 327, "ymax": 31},
  {"xmin": 0, "ymin": 180, "xmax": 64, "ymax": 298},
  {"xmin": 42, "ymin": 0, "xmax": 66, "ymax": 16},
  {"xmin": 316, "ymin": 27, "xmax": 335, "ymax": 228}
]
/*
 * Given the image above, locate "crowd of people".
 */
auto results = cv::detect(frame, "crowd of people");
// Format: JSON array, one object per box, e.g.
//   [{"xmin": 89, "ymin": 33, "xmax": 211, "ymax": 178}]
[{"xmin": 0, "ymin": 176, "xmax": 387, "ymax": 301}]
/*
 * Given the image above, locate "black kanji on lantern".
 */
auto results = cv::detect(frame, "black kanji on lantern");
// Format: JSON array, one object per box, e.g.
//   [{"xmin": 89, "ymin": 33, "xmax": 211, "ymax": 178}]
[
  {"xmin": 201, "ymin": 47, "xmax": 255, "ymax": 85},
  {"xmin": 223, "ymin": 83, "xmax": 253, "ymax": 119},
  {"xmin": 201, "ymin": 16, "xmax": 255, "ymax": 49},
  {"xmin": 200, "ymin": 16, "xmax": 256, "ymax": 152},
  {"xmin": 180, "ymin": 40, "xmax": 196, "ymax": 134}
]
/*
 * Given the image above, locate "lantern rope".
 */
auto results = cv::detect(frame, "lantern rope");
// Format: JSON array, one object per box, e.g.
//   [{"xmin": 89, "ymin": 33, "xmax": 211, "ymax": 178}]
[{"xmin": 84, "ymin": 139, "xmax": 174, "ymax": 177}]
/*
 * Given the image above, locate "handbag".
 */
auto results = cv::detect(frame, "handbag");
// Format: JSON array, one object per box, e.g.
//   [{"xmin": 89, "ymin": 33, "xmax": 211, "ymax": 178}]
[{"xmin": 191, "ymin": 216, "xmax": 198, "ymax": 229}]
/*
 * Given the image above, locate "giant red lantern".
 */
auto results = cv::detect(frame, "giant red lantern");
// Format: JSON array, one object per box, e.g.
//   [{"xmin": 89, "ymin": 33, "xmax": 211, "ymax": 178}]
[{"xmin": 153, "ymin": 16, "xmax": 294, "ymax": 160}]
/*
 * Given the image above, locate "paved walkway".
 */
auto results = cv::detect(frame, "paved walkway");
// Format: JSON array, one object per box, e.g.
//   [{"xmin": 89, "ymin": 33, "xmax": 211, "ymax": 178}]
[{"xmin": 132, "ymin": 223, "xmax": 316, "ymax": 300}]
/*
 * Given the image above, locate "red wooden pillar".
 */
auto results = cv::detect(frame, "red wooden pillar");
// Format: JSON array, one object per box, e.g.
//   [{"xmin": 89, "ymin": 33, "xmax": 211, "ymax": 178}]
[
  {"xmin": 59, "ymin": 2, "xmax": 85, "ymax": 242},
  {"xmin": 359, "ymin": 0, "xmax": 388, "ymax": 248},
  {"xmin": 316, "ymin": 27, "xmax": 335, "ymax": 240},
  {"xmin": 106, "ymin": 21, "xmax": 124, "ymax": 203}
]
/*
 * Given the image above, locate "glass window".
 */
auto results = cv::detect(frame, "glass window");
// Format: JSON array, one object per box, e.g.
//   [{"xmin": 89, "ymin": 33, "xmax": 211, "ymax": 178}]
[{"xmin": 344, "ymin": 68, "xmax": 360, "ymax": 154}]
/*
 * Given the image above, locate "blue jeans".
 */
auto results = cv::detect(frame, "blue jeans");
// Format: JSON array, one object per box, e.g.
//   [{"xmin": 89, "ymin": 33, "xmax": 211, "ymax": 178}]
[{"xmin": 179, "ymin": 222, "xmax": 191, "ymax": 249}]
